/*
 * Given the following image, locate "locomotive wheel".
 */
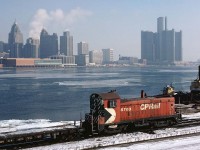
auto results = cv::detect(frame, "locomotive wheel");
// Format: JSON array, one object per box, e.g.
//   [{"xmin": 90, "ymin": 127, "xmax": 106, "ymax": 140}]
[
  {"xmin": 104, "ymin": 126, "xmax": 122, "ymax": 135},
  {"xmin": 126, "ymin": 123, "xmax": 135, "ymax": 132}
]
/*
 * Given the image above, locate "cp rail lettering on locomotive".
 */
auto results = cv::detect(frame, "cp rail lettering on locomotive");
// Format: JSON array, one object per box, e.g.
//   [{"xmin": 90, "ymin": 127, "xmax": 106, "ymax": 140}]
[{"xmin": 140, "ymin": 103, "xmax": 161, "ymax": 110}]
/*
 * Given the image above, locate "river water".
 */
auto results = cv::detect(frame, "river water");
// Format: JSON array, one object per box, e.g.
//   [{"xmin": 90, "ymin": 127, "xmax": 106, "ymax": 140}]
[{"xmin": 0, "ymin": 66, "xmax": 197, "ymax": 121}]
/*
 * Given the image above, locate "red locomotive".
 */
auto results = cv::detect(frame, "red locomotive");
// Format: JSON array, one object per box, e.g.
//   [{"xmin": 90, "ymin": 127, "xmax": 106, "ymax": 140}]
[{"xmin": 83, "ymin": 90, "xmax": 181, "ymax": 135}]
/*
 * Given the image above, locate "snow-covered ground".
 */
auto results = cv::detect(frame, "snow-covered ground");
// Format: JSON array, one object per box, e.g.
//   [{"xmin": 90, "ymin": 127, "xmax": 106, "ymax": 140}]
[
  {"xmin": 0, "ymin": 112, "xmax": 198, "ymax": 136},
  {"xmin": 182, "ymin": 111, "xmax": 200, "ymax": 119},
  {"xmin": 1, "ymin": 112, "xmax": 200, "ymax": 149},
  {"xmin": 26, "ymin": 126, "xmax": 200, "ymax": 150},
  {"xmin": 0, "ymin": 119, "xmax": 78, "ymax": 136},
  {"xmin": 103, "ymin": 134, "xmax": 200, "ymax": 150}
]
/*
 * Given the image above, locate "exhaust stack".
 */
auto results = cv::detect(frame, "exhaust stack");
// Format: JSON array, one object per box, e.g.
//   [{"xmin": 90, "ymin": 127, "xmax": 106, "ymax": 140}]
[{"xmin": 199, "ymin": 65, "xmax": 200, "ymax": 80}]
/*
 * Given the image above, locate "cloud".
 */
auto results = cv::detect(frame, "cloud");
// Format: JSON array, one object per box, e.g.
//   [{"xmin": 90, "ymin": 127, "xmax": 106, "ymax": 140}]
[{"xmin": 29, "ymin": 7, "xmax": 92, "ymax": 39}]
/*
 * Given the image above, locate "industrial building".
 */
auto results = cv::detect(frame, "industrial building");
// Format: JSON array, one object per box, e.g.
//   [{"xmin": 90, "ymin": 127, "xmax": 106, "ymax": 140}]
[
  {"xmin": 50, "ymin": 55, "xmax": 76, "ymax": 67},
  {"xmin": 0, "ymin": 58, "xmax": 62, "ymax": 67}
]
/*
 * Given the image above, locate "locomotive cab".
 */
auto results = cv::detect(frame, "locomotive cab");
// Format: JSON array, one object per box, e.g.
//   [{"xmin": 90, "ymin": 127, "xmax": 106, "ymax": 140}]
[{"xmin": 84, "ymin": 91, "xmax": 121, "ymax": 134}]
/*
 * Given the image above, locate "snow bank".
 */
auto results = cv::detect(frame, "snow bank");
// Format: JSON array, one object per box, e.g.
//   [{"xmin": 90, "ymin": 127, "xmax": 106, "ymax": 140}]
[
  {"xmin": 104, "ymin": 135, "xmax": 200, "ymax": 150},
  {"xmin": 182, "ymin": 112, "xmax": 200, "ymax": 119},
  {"xmin": 0, "ymin": 119, "xmax": 78, "ymax": 136},
  {"xmin": 27, "ymin": 126, "xmax": 200, "ymax": 150}
]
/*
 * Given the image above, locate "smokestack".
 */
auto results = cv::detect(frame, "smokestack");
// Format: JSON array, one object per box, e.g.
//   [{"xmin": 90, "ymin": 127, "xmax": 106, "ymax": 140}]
[
  {"xmin": 198, "ymin": 65, "xmax": 200, "ymax": 80},
  {"xmin": 165, "ymin": 16, "xmax": 167, "ymax": 31},
  {"xmin": 141, "ymin": 90, "xmax": 145, "ymax": 98}
]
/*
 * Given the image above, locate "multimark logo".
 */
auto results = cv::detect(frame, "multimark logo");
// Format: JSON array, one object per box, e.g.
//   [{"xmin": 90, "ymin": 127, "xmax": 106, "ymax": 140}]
[{"xmin": 140, "ymin": 103, "xmax": 161, "ymax": 110}]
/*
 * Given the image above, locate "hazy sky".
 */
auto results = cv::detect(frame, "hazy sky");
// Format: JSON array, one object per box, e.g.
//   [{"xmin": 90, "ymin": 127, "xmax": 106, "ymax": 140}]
[{"xmin": 0, "ymin": 0, "xmax": 199, "ymax": 61}]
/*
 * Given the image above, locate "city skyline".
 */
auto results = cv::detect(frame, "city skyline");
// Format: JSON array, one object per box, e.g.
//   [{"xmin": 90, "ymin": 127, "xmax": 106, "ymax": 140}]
[
  {"xmin": 0, "ymin": 0, "xmax": 200, "ymax": 61},
  {"xmin": 141, "ymin": 17, "xmax": 182, "ymax": 65}
]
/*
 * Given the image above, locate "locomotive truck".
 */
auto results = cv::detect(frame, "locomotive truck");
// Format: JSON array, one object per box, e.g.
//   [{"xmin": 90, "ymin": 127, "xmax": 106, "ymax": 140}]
[{"xmin": 83, "ymin": 90, "xmax": 182, "ymax": 135}]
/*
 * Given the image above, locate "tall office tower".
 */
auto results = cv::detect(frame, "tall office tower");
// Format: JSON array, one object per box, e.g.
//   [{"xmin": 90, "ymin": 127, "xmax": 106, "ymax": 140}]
[
  {"xmin": 89, "ymin": 50, "xmax": 103, "ymax": 64},
  {"xmin": 102, "ymin": 48, "xmax": 114, "ymax": 64},
  {"xmin": 157, "ymin": 17, "xmax": 164, "ymax": 33},
  {"xmin": 23, "ymin": 38, "xmax": 39, "ymax": 58},
  {"xmin": 77, "ymin": 41, "xmax": 89, "ymax": 55},
  {"xmin": 8, "ymin": 21, "xmax": 23, "ymax": 58},
  {"xmin": 141, "ymin": 31, "xmax": 156, "ymax": 63},
  {"xmin": 158, "ymin": 16, "xmax": 175, "ymax": 63},
  {"xmin": 175, "ymin": 31, "xmax": 182, "ymax": 61},
  {"xmin": 157, "ymin": 17, "xmax": 169, "ymax": 62},
  {"xmin": 163, "ymin": 29, "xmax": 175, "ymax": 62},
  {"xmin": 60, "ymin": 31, "xmax": 73, "ymax": 56},
  {"xmin": 165, "ymin": 17, "xmax": 167, "ymax": 31},
  {"xmin": 0, "ymin": 41, "xmax": 4, "ymax": 53},
  {"xmin": 142, "ymin": 17, "xmax": 182, "ymax": 64},
  {"xmin": 40, "ymin": 29, "xmax": 58, "ymax": 58},
  {"xmin": 156, "ymin": 17, "xmax": 164, "ymax": 62}
]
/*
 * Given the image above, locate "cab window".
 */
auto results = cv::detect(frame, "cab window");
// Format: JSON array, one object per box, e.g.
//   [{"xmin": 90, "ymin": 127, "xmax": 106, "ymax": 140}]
[{"xmin": 108, "ymin": 100, "xmax": 117, "ymax": 108}]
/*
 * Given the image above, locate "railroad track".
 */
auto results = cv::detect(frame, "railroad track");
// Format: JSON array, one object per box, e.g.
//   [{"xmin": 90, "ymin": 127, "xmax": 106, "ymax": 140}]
[
  {"xmin": 90, "ymin": 118, "xmax": 200, "ymax": 150},
  {"xmin": 94, "ymin": 130, "xmax": 200, "ymax": 150},
  {"xmin": 1, "ymin": 118, "xmax": 200, "ymax": 149},
  {"xmin": 175, "ymin": 118, "xmax": 200, "ymax": 127},
  {"xmin": 0, "ymin": 124, "xmax": 81, "ymax": 149}
]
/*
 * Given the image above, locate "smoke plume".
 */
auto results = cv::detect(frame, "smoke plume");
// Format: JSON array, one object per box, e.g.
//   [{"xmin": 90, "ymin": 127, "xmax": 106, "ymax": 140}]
[{"xmin": 29, "ymin": 7, "xmax": 92, "ymax": 39}]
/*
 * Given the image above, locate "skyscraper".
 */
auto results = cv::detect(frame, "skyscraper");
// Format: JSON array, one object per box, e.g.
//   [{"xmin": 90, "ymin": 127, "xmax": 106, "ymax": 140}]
[
  {"xmin": 157, "ymin": 17, "xmax": 164, "ymax": 33},
  {"xmin": 59, "ymin": 31, "xmax": 75, "ymax": 65},
  {"xmin": 40, "ymin": 29, "xmax": 58, "ymax": 58},
  {"xmin": 77, "ymin": 41, "xmax": 89, "ymax": 55},
  {"xmin": 23, "ymin": 38, "xmax": 39, "ymax": 58},
  {"xmin": 76, "ymin": 41, "xmax": 89, "ymax": 66},
  {"xmin": 8, "ymin": 21, "xmax": 23, "ymax": 58},
  {"xmin": 163, "ymin": 29, "xmax": 175, "ymax": 62},
  {"xmin": 175, "ymin": 31, "xmax": 182, "ymax": 61},
  {"xmin": 141, "ymin": 17, "xmax": 182, "ymax": 64},
  {"xmin": 60, "ymin": 31, "xmax": 73, "ymax": 56},
  {"xmin": 102, "ymin": 48, "xmax": 114, "ymax": 64},
  {"xmin": 0, "ymin": 41, "xmax": 4, "ymax": 53},
  {"xmin": 141, "ymin": 31, "xmax": 156, "ymax": 63},
  {"xmin": 156, "ymin": 17, "xmax": 165, "ymax": 62}
]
